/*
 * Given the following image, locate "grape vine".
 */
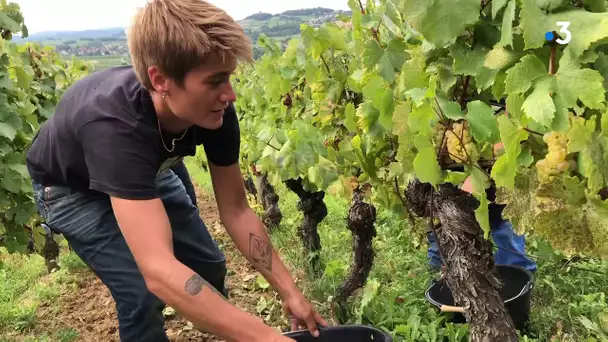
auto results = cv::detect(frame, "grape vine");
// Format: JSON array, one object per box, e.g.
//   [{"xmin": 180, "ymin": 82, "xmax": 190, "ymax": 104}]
[
  {"xmin": 233, "ymin": 0, "xmax": 608, "ymax": 337},
  {"xmin": 0, "ymin": 2, "xmax": 91, "ymax": 255}
]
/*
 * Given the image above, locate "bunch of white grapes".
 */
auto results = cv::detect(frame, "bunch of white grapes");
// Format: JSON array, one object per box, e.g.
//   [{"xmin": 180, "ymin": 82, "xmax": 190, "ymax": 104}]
[
  {"xmin": 535, "ymin": 132, "xmax": 575, "ymax": 183},
  {"xmin": 432, "ymin": 122, "xmax": 447, "ymax": 149},
  {"xmin": 446, "ymin": 121, "xmax": 476, "ymax": 163}
]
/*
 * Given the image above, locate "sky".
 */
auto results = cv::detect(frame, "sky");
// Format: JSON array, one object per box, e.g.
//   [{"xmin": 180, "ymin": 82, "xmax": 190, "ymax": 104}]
[{"xmin": 14, "ymin": 0, "xmax": 353, "ymax": 34}]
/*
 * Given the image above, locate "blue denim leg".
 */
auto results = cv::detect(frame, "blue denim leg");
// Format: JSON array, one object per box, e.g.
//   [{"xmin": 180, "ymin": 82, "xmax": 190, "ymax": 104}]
[
  {"xmin": 427, "ymin": 230, "xmax": 442, "ymax": 269},
  {"xmin": 492, "ymin": 219, "xmax": 537, "ymax": 272},
  {"xmin": 171, "ymin": 160, "xmax": 197, "ymax": 207},
  {"xmin": 32, "ymin": 169, "xmax": 226, "ymax": 341},
  {"xmin": 427, "ymin": 218, "xmax": 537, "ymax": 272}
]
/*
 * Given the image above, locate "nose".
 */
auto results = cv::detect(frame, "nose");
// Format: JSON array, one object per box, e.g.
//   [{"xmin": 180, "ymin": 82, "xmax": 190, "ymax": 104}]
[{"xmin": 220, "ymin": 81, "xmax": 237, "ymax": 103}]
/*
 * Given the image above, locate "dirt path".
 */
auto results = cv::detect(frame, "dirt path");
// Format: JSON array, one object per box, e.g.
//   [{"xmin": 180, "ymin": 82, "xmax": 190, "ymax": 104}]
[{"xmin": 32, "ymin": 185, "xmax": 290, "ymax": 341}]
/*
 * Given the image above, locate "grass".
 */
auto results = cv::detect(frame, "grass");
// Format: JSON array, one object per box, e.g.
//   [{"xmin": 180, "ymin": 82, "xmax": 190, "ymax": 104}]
[
  {"xmin": 77, "ymin": 55, "xmax": 128, "ymax": 71},
  {"xmin": 185, "ymin": 158, "xmax": 608, "ymax": 341},
  {"xmin": 0, "ymin": 241, "xmax": 88, "ymax": 341}
]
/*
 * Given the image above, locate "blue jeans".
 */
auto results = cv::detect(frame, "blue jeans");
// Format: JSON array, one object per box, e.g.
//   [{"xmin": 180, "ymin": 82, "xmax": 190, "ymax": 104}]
[
  {"xmin": 31, "ymin": 166, "xmax": 226, "ymax": 342},
  {"xmin": 428, "ymin": 216, "xmax": 537, "ymax": 272}
]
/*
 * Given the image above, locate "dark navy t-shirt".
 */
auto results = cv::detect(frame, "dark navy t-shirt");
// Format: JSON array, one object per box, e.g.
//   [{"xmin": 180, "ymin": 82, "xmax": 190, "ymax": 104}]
[{"xmin": 26, "ymin": 66, "xmax": 240, "ymax": 200}]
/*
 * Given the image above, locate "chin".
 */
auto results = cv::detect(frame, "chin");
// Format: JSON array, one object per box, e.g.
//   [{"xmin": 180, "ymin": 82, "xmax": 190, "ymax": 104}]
[{"xmin": 199, "ymin": 117, "xmax": 224, "ymax": 130}]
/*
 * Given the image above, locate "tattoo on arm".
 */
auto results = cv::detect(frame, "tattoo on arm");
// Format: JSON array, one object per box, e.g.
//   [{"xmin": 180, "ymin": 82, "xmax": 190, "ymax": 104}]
[
  {"xmin": 184, "ymin": 274, "xmax": 225, "ymax": 298},
  {"xmin": 249, "ymin": 233, "xmax": 272, "ymax": 271}
]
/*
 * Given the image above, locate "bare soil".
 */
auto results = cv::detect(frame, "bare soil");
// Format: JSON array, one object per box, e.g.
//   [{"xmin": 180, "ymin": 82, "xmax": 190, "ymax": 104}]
[{"xmin": 28, "ymin": 185, "xmax": 291, "ymax": 341}]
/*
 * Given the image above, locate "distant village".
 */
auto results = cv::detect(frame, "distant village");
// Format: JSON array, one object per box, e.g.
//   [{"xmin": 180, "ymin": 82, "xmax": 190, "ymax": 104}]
[{"xmin": 52, "ymin": 39, "xmax": 128, "ymax": 57}]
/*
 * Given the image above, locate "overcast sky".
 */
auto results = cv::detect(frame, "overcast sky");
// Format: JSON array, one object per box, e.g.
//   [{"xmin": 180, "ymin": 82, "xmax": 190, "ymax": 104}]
[{"xmin": 15, "ymin": 0, "xmax": 353, "ymax": 33}]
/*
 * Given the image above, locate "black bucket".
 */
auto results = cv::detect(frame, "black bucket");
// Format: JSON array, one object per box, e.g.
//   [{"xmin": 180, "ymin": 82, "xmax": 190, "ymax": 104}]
[
  {"xmin": 283, "ymin": 325, "xmax": 392, "ymax": 342},
  {"xmin": 425, "ymin": 265, "xmax": 534, "ymax": 332}
]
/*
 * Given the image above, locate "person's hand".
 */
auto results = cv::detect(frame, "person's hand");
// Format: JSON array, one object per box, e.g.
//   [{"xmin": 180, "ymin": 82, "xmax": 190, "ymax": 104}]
[{"xmin": 282, "ymin": 289, "xmax": 328, "ymax": 337}]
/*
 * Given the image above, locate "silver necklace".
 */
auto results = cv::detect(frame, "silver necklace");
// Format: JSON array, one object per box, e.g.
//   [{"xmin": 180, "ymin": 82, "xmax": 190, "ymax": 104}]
[{"xmin": 157, "ymin": 118, "xmax": 188, "ymax": 152}]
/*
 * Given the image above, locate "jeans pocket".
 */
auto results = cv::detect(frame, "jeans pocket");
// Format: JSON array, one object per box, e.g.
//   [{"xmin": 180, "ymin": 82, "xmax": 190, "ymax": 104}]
[{"xmin": 33, "ymin": 185, "xmax": 76, "ymax": 222}]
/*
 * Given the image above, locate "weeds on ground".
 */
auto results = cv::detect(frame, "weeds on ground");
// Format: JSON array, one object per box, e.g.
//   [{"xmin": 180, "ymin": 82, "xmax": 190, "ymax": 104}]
[{"xmin": 0, "ymin": 240, "xmax": 86, "ymax": 341}]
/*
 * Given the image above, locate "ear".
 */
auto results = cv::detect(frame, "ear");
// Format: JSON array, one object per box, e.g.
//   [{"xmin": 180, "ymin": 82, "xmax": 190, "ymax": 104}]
[{"xmin": 147, "ymin": 66, "xmax": 170, "ymax": 93}]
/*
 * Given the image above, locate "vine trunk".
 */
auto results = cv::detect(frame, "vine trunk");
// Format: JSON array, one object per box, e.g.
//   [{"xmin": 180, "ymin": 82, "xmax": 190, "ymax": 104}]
[
  {"xmin": 405, "ymin": 180, "xmax": 519, "ymax": 342},
  {"xmin": 284, "ymin": 178, "xmax": 327, "ymax": 277},
  {"xmin": 332, "ymin": 187, "xmax": 377, "ymax": 323}
]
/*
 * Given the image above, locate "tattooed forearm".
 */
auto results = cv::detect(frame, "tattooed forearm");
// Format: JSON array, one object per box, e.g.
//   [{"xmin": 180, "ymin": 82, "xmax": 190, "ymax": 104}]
[
  {"xmin": 184, "ymin": 274, "xmax": 225, "ymax": 298},
  {"xmin": 249, "ymin": 233, "xmax": 272, "ymax": 271}
]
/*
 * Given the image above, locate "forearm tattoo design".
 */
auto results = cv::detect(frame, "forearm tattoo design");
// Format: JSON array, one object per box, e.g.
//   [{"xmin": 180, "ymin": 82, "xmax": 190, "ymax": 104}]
[
  {"xmin": 249, "ymin": 233, "xmax": 272, "ymax": 271},
  {"xmin": 184, "ymin": 274, "xmax": 224, "ymax": 298}
]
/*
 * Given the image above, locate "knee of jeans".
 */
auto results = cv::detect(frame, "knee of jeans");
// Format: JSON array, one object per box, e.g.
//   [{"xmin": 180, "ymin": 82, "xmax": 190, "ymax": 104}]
[{"xmin": 116, "ymin": 290, "xmax": 165, "ymax": 322}]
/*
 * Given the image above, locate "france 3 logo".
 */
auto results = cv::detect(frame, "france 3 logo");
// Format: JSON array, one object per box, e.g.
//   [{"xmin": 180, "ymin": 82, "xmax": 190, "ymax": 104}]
[{"xmin": 545, "ymin": 22, "xmax": 572, "ymax": 45}]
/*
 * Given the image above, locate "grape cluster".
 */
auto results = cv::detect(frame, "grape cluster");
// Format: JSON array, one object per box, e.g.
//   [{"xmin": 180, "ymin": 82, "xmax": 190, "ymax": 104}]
[
  {"xmin": 535, "ymin": 132, "xmax": 574, "ymax": 183},
  {"xmin": 446, "ymin": 121, "xmax": 476, "ymax": 163},
  {"xmin": 431, "ymin": 122, "xmax": 447, "ymax": 150}
]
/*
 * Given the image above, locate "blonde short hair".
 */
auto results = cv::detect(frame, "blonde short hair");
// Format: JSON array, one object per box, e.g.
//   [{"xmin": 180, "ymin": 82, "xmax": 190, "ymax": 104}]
[{"xmin": 127, "ymin": 0, "xmax": 253, "ymax": 90}]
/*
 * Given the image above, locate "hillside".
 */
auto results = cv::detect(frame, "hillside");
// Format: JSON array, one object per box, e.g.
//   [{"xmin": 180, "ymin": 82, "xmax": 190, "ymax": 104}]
[
  {"xmin": 14, "ymin": 27, "xmax": 126, "ymax": 41},
  {"xmin": 239, "ymin": 7, "xmax": 350, "ymax": 43},
  {"xmin": 10, "ymin": 7, "xmax": 350, "ymax": 69},
  {"xmin": 15, "ymin": 7, "xmax": 350, "ymax": 60}
]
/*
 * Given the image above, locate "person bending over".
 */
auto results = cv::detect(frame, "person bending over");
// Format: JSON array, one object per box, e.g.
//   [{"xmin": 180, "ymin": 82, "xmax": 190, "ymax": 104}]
[{"xmin": 25, "ymin": 0, "xmax": 326, "ymax": 341}]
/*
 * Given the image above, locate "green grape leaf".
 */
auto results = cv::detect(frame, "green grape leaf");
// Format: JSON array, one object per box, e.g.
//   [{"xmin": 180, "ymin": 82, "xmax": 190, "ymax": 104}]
[
  {"xmin": 475, "ymin": 67, "xmax": 499, "ymax": 92},
  {"xmin": 475, "ymin": 192, "xmax": 491, "ymax": 238},
  {"xmin": 535, "ymin": 0, "xmax": 568, "ymax": 11},
  {"xmin": 0, "ymin": 122, "xmax": 17, "ymax": 140},
  {"xmin": 319, "ymin": 24, "xmax": 347, "ymax": 51},
  {"xmin": 470, "ymin": 166, "xmax": 491, "ymax": 238},
  {"xmin": 491, "ymin": 116, "xmax": 529, "ymax": 189},
  {"xmin": 405, "ymin": 88, "xmax": 428, "ymax": 105},
  {"xmin": 506, "ymin": 93, "xmax": 526, "ymax": 123},
  {"xmin": 436, "ymin": 96, "xmax": 464, "ymax": 120},
  {"xmin": 504, "ymin": 55, "xmax": 547, "ymax": 94},
  {"xmin": 0, "ymin": 71, "xmax": 12, "ymax": 89},
  {"xmin": 413, "ymin": 146, "xmax": 443, "ymax": 185},
  {"xmin": 492, "ymin": 0, "xmax": 509, "ymax": 18},
  {"xmin": 401, "ymin": 0, "xmax": 481, "ymax": 47},
  {"xmin": 363, "ymin": 75, "xmax": 385, "ymax": 99},
  {"xmin": 445, "ymin": 170, "xmax": 468, "ymax": 185},
  {"xmin": 585, "ymin": 0, "xmax": 606, "ymax": 12},
  {"xmin": 2, "ymin": 169, "xmax": 23, "ymax": 194},
  {"xmin": 466, "ymin": 100, "xmax": 499, "ymax": 144},
  {"xmin": 373, "ymin": 88, "xmax": 395, "ymax": 130},
  {"xmin": 357, "ymin": 101, "xmax": 384, "ymax": 138},
  {"xmin": 556, "ymin": 54, "xmax": 606, "ymax": 110},
  {"xmin": 408, "ymin": 101, "xmax": 434, "ymax": 135},
  {"xmin": 451, "ymin": 44, "xmax": 487, "ymax": 76},
  {"xmin": 0, "ymin": 11, "xmax": 20, "ymax": 32},
  {"xmin": 521, "ymin": 0, "xmax": 608, "ymax": 58},
  {"xmin": 8, "ymin": 163, "xmax": 29, "ymax": 179},
  {"xmin": 550, "ymin": 92, "xmax": 570, "ymax": 132},
  {"xmin": 308, "ymin": 156, "xmax": 338, "ymax": 190},
  {"xmin": 363, "ymin": 38, "xmax": 408, "ymax": 82},
  {"xmin": 497, "ymin": 0, "xmax": 516, "ymax": 48},
  {"xmin": 567, "ymin": 115, "xmax": 596, "ymax": 153},
  {"xmin": 484, "ymin": 47, "xmax": 521, "ymax": 70},
  {"xmin": 396, "ymin": 134, "xmax": 416, "ymax": 174},
  {"xmin": 363, "ymin": 39, "xmax": 384, "ymax": 70},
  {"xmin": 344, "ymin": 102, "xmax": 358, "ymax": 132},
  {"xmin": 392, "ymin": 101, "xmax": 411, "ymax": 136},
  {"xmin": 521, "ymin": 76, "xmax": 556, "ymax": 127},
  {"xmin": 602, "ymin": 109, "xmax": 608, "ymax": 136},
  {"xmin": 577, "ymin": 136, "xmax": 608, "ymax": 192},
  {"xmin": 398, "ymin": 51, "xmax": 429, "ymax": 93}
]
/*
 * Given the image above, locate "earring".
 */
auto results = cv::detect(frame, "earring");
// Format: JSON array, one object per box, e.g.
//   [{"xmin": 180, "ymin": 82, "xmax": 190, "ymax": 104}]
[{"xmin": 162, "ymin": 92, "xmax": 168, "ymax": 99}]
